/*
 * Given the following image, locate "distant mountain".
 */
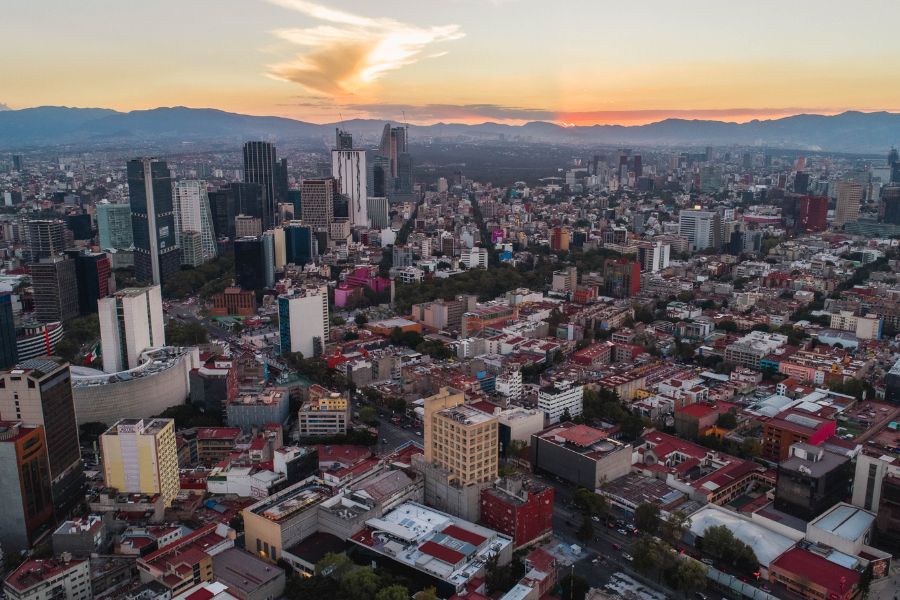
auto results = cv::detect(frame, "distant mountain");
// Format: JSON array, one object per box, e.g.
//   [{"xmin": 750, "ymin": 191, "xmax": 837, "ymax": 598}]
[{"xmin": 1, "ymin": 106, "xmax": 899, "ymax": 152}]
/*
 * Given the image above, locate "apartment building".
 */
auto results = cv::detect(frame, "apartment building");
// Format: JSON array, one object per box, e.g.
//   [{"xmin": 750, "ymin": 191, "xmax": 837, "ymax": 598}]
[
  {"xmin": 101, "ymin": 418, "xmax": 179, "ymax": 507},
  {"xmin": 424, "ymin": 388, "xmax": 498, "ymax": 486}
]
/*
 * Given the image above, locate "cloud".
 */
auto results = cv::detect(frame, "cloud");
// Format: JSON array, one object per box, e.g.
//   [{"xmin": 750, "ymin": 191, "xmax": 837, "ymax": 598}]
[
  {"xmin": 0, "ymin": 103, "xmax": 11, "ymax": 111},
  {"xmin": 307, "ymin": 102, "xmax": 834, "ymax": 125},
  {"xmin": 265, "ymin": 0, "xmax": 464, "ymax": 95}
]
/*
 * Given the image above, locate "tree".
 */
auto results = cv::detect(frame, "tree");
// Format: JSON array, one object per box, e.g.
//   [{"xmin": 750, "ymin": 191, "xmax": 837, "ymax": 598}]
[
  {"xmin": 415, "ymin": 588, "xmax": 439, "ymax": 600},
  {"xmin": 341, "ymin": 568, "xmax": 380, "ymax": 600},
  {"xmin": 359, "ymin": 406, "xmax": 378, "ymax": 424},
  {"xmin": 355, "ymin": 312, "xmax": 369, "ymax": 326},
  {"xmin": 858, "ymin": 563, "xmax": 874, "ymax": 600},
  {"xmin": 316, "ymin": 552, "xmax": 353, "ymax": 579},
  {"xmin": 388, "ymin": 398, "xmax": 407, "ymax": 414},
  {"xmin": 674, "ymin": 560, "xmax": 707, "ymax": 597},
  {"xmin": 740, "ymin": 437, "xmax": 761, "ymax": 458},
  {"xmin": 699, "ymin": 525, "xmax": 758, "ymax": 577},
  {"xmin": 717, "ymin": 319, "xmax": 739, "ymax": 332},
  {"xmin": 716, "ymin": 412, "xmax": 737, "ymax": 429},
  {"xmin": 165, "ymin": 321, "xmax": 209, "ymax": 345},
  {"xmin": 577, "ymin": 515, "xmax": 594, "ymax": 543},
  {"xmin": 634, "ymin": 503, "xmax": 661, "ymax": 537},
  {"xmin": 573, "ymin": 488, "xmax": 607, "ymax": 518},
  {"xmin": 660, "ymin": 511, "xmax": 691, "ymax": 546},
  {"xmin": 376, "ymin": 585, "xmax": 410, "ymax": 600}
]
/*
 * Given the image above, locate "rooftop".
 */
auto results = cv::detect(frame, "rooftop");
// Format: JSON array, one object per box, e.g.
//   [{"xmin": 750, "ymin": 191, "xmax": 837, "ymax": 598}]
[
  {"xmin": 211, "ymin": 548, "xmax": 283, "ymax": 595},
  {"xmin": 688, "ymin": 505, "xmax": 797, "ymax": 567},
  {"xmin": 808, "ymin": 503, "xmax": 875, "ymax": 542},
  {"xmin": 770, "ymin": 547, "xmax": 860, "ymax": 593},
  {"xmin": 247, "ymin": 477, "xmax": 331, "ymax": 522},
  {"xmin": 5, "ymin": 558, "xmax": 86, "ymax": 592},
  {"xmin": 437, "ymin": 403, "xmax": 495, "ymax": 426}
]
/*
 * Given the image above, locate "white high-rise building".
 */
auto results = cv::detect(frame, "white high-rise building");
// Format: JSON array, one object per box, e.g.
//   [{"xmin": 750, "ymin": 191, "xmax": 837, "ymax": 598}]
[
  {"xmin": 98, "ymin": 286, "xmax": 165, "ymax": 373},
  {"xmin": 637, "ymin": 240, "xmax": 671, "ymax": 272},
  {"xmin": 678, "ymin": 209, "xmax": 716, "ymax": 251},
  {"xmin": 278, "ymin": 285, "xmax": 329, "ymax": 358},
  {"xmin": 538, "ymin": 379, "xmax": 584, "ymax": 424},
  {"xmin": 460, "ymin": 247, "xmax": 488, "ymax": 270},
  {"xmin": 173, "ymin": 180, "xmax": 217, "ymax": 265},
  {"xmin": 332, "ymin": 149, "xmax": 368, "ymax": 227}
]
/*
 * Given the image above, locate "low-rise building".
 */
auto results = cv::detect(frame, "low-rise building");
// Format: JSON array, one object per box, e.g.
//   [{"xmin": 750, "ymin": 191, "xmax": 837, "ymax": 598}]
[
  {"xmin": 136, "ymin": 523, "xmax": 235, "ymax": 595},
  {"xmin": 724, "ymin": 331, "xmax": 788, "ymax": 370},
  {"xmin": 297, "ymin": 392, "xmax": 349, "ymax": 437},
  {"xmin": 52, "ymin": 516, "xmax": 106, "ymax": 557},
  {"xmin": 479, "ymin": 477, "xmax": 554, "ymax": 549},
  {"xmin": 531, "ymin": 423, "xmax": 631, "ymax": 489},
  {"xmin": 211, "ymin": 548, "xmax": 286, "ymax": 600},
  {"xmin": 3, "ymin": 557, "xmax": 92, "ymax": 600},
  {"xmin": 537, "ymin": 379, "xmax": 583, "ymax": 424},
  {"xmin": 768, "ymin": 547, "xmax": 860, "ymax": 600},
  {"xmin": 774, "ymin": 442, "xmax": 852, "ymax": 521},
  {"xmin": 226, "ymin": 388, "xmax": 290, "ymax": 432}
]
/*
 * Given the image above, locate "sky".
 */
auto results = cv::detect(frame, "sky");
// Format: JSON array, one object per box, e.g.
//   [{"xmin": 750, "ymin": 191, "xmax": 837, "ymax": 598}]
[{"xmin": 3, "ymin": 0, "xmax": 900, "ymax": 126}]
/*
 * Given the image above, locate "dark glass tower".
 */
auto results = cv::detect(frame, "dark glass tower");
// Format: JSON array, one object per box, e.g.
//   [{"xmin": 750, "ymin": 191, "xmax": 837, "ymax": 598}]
[
  {"xmin": 0, "ymin": 293, "xmax": 16, "ymax": 369},
  {"xmin": 64, "ymin": 249, "xmax": 111, "ymax": 315},
  {"xmin": 128, "ymin": 158, "xmax": 180, "ymax": 285},
  {"xmin": 285, "ymin": 224, "xmax": 315, "ymax": 265},
  {"xmin": 234, "ymin": 236, "xmax": 266, "ymax": 290},
  {"xmin": 242, "ymin": 142, "xmax": 277, "ymax": 229}
]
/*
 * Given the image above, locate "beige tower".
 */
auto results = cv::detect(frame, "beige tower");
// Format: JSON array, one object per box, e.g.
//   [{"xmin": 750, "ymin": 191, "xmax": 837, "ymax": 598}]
[
  {"xmin": 100, "ymin": 418, "xmax": 179, "ymax": 506},
  {"xmin": 834, "ymin": 181, "xmax": 863, "ymax": 227},
  {"xmin": 423, "ymin": 387, "xmax": 498, "ymax": 486}
]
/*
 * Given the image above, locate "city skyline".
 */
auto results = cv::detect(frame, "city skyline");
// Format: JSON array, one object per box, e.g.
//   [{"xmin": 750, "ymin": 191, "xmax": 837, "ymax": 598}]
[{"xmin": 5, "ymin": 0, "xmax": 900, "ymax": 126}]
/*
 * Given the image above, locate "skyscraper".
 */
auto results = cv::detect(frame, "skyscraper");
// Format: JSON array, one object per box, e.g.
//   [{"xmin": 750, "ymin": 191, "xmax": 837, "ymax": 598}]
[
  {"xmin": 0, "ymin": 293, "xmax": 17, "ymax": 369},
  {"xmin": 368, "ymin": 153, "xmax": 391, "ymax": 198},
  {"xmin": 299, "ymin": 178, "xmax": 335, "ymax": 231},
  {"xmin": 98, "ymin": 286, "xmax": 165, "ymax": 374},
  {"xmin": 880, "ymin": 185, "xmax": 900, "ymax": 225},
  {"xmin": 0, "ymin": 422, "xmax": 53, "ymax": 554},
  {"xmin": 243, "ymin": 142, "xmax": 278, "ymax": 229},
  {"xmin": 678, "ymin": 208, "xmax": 717, "ymax": 251},
  {"xmin": 173, "ymin": 180, "xmax": 218, "ymax": 265},
  {"xmin": 64, "ymin": 249, "xmax": 111, "ymax": 315},
  {"xmin": 100, "ymin": 418, "xmax": 179, "ymax": 507},
  {"xmin": 261, "ymin": 230, "xmax": 276, "ymax": 289},
  {"xmin": 0, "ymin": 357, "xmax": 83, "ymax": 517},
  {"xmin": 377, "ymin": 124, "xmax": 412, "ymax": 197},
  {"xmin": 602, "ymin": 258, "xmax": 641, "ymax": 298},
  {"xmin": 278, "ymin": 285, "xmax": 329, "ymax": 358},
  {"xmin": 331, "ymin": 130, "xmax": 368, "ymax": 227},
  {"xmin": 367, "ymin": 197, "xmax": 389, "ymax": 229},
  {"xmin": 128, "ymin": 158, "xmax": 180, "ymax": 285},
  {"xmin": 30, "ymin": 256, "xmax": 78, "ymax": 323},
  {"xmin": 335, "ymin": 128, "xmax": 353, "ymax": 150},
  {"xmin": 834, "ymin": 181, "xmax": 863, "ymax": 227},
  {"xmin": 795, "ymin": 196, "xmax": 828, "ymax": 233},
  {"xmin": 206, "ymin": 189, "xmax": 233, "ymax": 240},
  {"xmin": 234, "ymin": 236, "xmax": 267, "ymax": 290},
  {"xmin": 96, "ymin": 201, "xmax": 133, "ymax": 250},
  {"xmin": 229, "ymin": 182, "xmax": 262, "ymax": 225},
  {"xmin": 284, "ymin": 223, "xmax": 315, "ymax": 265},
  {"xmin": 25, "ymin": 219, "xmax": 66, "ymax": 262}
]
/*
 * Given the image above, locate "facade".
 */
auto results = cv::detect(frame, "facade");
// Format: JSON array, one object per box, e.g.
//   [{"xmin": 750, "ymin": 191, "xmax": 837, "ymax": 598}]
[
  {"xmin": 795, "ymin": 195, "xmax": 828, "ymax": 232},
  {"xmin": 367, "ymin": 196, "xmax": 389, "ymax": 229},
  {"xmin": 829, "ymin": 311, "xmax": 882, "ymax": 340},
  {"xmin": 52, "ymin": 516, "xmax": 105, "ymax": 558},
  {"xmin": 0, "ymin": 293, "xmax": 16, "ymax": 369},
  {"xmin": 762, "ymin": 408, "xmax": 836, "ymax": 462},
  {"xmin": 71, "ymin": 347, "xmax": 199, "ymax": 425},
  {"xmin": 101, "ymin": 418, "xmax": 179, "ymax": 506},
  {"xmin": 852, "ymin": 448, "xmax": 900, "ymax": 514},
  {"xmin": 460, "ymin": 247, "xmax": 489, "ymax": 269},
  {"xmin": 424, "ymin": 388, "xmax": 499, "ymax": 486},
  {"xmin": 235, "ymin": 215, "xmax": 262, "ymax": 237},
  {"xmin": 234, "ymin": 236, "xmax": 267, "ymax": 290},
  {"xmin": 3, "ymin": 558, "xmax": 92, "ymax": 600},
  {"xmin": 30, "ymin": 256, "xmax": 78, "ymax": 323},
  {"xmin": 211, "ymin": 286, "xmax": 257, "ymax": 317},
  {"xmin": 129, "ymin": 158, "xmax": 180, "ymax": 286},
  {"xmin": 14, "ymin": 322, "xmax": 64, "ymax": 363},
  {"xmin": 0, "ymin": 358, "xmax": 83, "ymax": 517},
  {"xmin": 637, "ymin": 240, "xmax": 671, "ymax": 272},
  {"xmin": 537, "ymin": 379, "xmax": 583, "ymax": 424},
  {"xmin": 172, "ymin": 180, "xmax": 217, "ymax": 265},
  {"xmin": 64, "ymin": 250, "xmax": 111, "ymax": 316},
  {"xmin": 96, "ymin": 201, "xmax": 133, "ymax": 250},
  {"xmin": 299, "ymin": 178, "xmax": 335, "ymax": 231},
  {"xmin": 297, "ymin": 392, "xmax": 349, "ymax": 437},
  {"xmin": 678, "ymin": 209, "xmax": 717, "ymax": 251},
  {"xmin": 25, "ymin": 219, "xmax": 66, "ymax": 262},
  {"xmin": 242, "ymin": 142, "xmax": 278, "ymax": 229},
  {"xmin": 190, "ymin": 358, "xmax": 237, "ymax": 416},
  {"xmin": 278, "ymin": 285, "xmax": 329, "ymax": 358},
  {"xmin": 774, "ymin": 442, "xmax": 851, "ymax": 520},
  {"xmin": 98, "ymin": 286, "xmax": 165, "ymax": 373},
  {"xmin": 768, "ymin": 547, "xmax": 859, "ymax": 600},
  {"xmin": 479, "ymin": 478, "xmax": 554, "ymax": 549},
  {"xmin": 284, "ymin": 222, "xmax": 315, "ymax": 265},
  {"xmin": 332, "ymin": 146, "xmax": 368, "ymax": 227},
  {"xmin": 531, "ymin": 422, "xmax": 631, "ymax": 489},
  {"xmin": 834, "ymin": 180, "xmax": 863, "ymax": 227},
  {"xmin": 602, "ymin": 258, "xmax": 641, "ymax": 297},
  {"xmin": 227, "ymin": 388, "xmax": 291, "ymax": 432},
  {"xmin": 0, "ymin": 422, "xmax": 53, "ymax": 554}
]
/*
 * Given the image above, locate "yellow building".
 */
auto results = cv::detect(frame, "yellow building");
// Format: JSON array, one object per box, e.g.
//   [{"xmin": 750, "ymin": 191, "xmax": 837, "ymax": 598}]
[
  {"xmin": 101, "ymin": 418, "xmax": 179, "ymax": 506},
  {"xmin": 423, "ymin": 387, "xmax": 498, "ymax": 486},
  {"xmin": 298, "ymin": 390, "xmax": 349, "ymax": 437}
]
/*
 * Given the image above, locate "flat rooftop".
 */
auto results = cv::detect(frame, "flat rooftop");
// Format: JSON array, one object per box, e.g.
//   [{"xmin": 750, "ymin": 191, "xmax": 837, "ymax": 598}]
[
  {"xmin": 247, "ymin": 477, "xmax": 331, "ymax": 522},
  {"xmin": 438, "ymin": 403, "xmax": 495, "ymax": 426},
  {"xmin": 809, "ymin": 503, "xmax": 875, "ymax": 542}
]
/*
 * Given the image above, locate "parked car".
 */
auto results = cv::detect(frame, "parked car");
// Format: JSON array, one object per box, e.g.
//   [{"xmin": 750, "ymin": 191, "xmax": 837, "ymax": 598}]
[{"xmin": 622, "ymin": 553, "xmax": 633, "ymax": 562}]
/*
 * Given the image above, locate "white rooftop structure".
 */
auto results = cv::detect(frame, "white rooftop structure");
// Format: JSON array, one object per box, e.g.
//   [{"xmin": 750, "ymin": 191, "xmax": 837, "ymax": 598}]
[{"xmin": 688, "ymin": 505, "xmax": 798, "ymax": 568}]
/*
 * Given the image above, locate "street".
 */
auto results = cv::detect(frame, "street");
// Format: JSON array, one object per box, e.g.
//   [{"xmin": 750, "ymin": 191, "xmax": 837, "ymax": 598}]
[{"xmin": 376, "ymin": 416, "xmax": 422, "ymax": 454}]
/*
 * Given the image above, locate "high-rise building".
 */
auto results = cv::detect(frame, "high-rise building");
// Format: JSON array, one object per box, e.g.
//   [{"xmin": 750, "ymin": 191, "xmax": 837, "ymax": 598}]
[
  {"xmin": 173, "ymin": 180, "xmax": 218, "ymax": 265},
  {"xmin": 261, "ymin": 230, "xmax": 276, "ymax": 289},
  {"xmin": 0, "ymin": 422, "xmax": 54, "ymax": 554},
  {"xmin": 602, "ymin": 258, "xmax": 641, "ymax": 298},
  {"xmin": 332, "ymin": 135, "xmax": 368, "ymax": 226},
  {"xmin": 794, "ymin": 171, "xmax": 810, "ymax": 194},
  {"xmin": 834, "ymin": 180, "xmax": 863, "ymax": 227},
  {"xmin": 550, "ymin": 227, "xmax": 570, "ymax": 251},
  {"xmin": 423, "ymin": 387, "xmax": 498, "ymax": 486},
  {"xmin": 299, "ymin": 178, "xmax": 335, "ymax": 231},
  {"xmin": 98, "ymin": 286, "xmax": 165, "ymax": 374},
  {"xmin": 637, "ymin": 240, "xmax": 670, "ymax": 272},
  {"xmin": 335, "ymin": 128, "xmax": 353, "ymax": 150},
  {"xmin": 284, "ymin": 223, "xmax": 315, "ymax": 265},
  {"xmin": 100, "ymin": 418, "xmax": 179, "ymax": 506},
  {"xmin": 0, "ymin": 293, "xmax": 17, "ymax": 369},
  {"xmin": 235, "ymin": 215, "xmax": 262, "ymax": 237},
  {"xmin": 0, "ymin": 357, "xmax": 83, "ymax": 517},
  {"xmin": 243, "ymin": 142, "xmax": 278, "ymax": 229},
  {"xmin": 368, "ymin": 153, "xmax": 391, "ymax": 198},
  {"xmin": 367, "ymin": 197, "xmax": 389, "ymax": 229},
  {"xmin": 206, "ymin": 189, "xmax": 233, "ymax": 240},
  {"xmin": 880, "ymin": 185, "xmax": 900, "ymax": 225},
  {"xmin": 25, "ymin": 219, "xmax": 66, "ymax": 262},
  {"xmin": 64, "ymin": 249, "xmax": 111, "ymax": 315},
  {"xmin": 795, "ymin": 195, "xmax": 828, "ymax": 233},
  {"xmin": 12, "ymin": 155, "xmax": 23, "ymax": 171},
  {"xmin": 234, "ymin": 236, "xmax": 267, "ymax": 290},
  {"xmin": 678, "ymin": 208, "xmax": 716, "ymax": 251},
  {"xmin": 377, "ymin": 124, "xmax": 412, "ymax": 197},
  {"xmin": 66, "ymin": 213, "xmax": 92, "ymax": 241},
  {"xmin": 96, "ymin": 201, "xmax": 133, "ymax": 250},
  {"xmin": 128, "ymin": 158, "xmax": 180, "ymax": 285},
  {"xmin": 278, "ymin": 285, "xmax": 329, "ymax": 358},
  {"xmin": 229, "ymin": 182, "xmax": 262, "ymax": 225},
  {"xmin": 30, "ymin": 256, "xmax": 78, "ymax": 322}
]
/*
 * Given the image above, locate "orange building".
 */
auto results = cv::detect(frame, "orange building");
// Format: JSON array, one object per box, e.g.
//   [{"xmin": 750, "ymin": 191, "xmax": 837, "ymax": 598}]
[
  {"xmin": 211, "ymin": 286, "xmax": 257, "ymax": 317},
  {"xmin": 0, "ymin": 422, "xmax": 53, "ymax": 553}
]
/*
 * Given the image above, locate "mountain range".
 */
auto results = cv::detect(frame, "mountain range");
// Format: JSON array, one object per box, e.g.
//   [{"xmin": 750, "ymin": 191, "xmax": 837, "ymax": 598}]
[{"xmin": 1, "ymin": 106, "xmax": 899, "ymax": 153}]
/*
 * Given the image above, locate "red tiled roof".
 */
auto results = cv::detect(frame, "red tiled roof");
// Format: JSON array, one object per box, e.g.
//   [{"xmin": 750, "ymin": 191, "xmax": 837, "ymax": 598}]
[
  {"xmin": 771, "ymin": 547, "xmax": 860, "ymax": 593},
  {"xmin": 442, "ymin": 524, "xmax": 487, "ymax": 547},
  {"xmin": 554, "ymin": 424, "xmax": 607, "ymax": 447},
  {"xmin": 676, "ymin": 403, "xmax": 717, "ymax": 418},
  {"xmin": 420, "ymin": 541, "xmax": 465, "ymax": 565}
]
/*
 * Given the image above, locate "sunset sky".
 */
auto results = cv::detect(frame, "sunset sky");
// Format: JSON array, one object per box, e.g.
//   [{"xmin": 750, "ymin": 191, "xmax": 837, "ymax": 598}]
[{"xmin": 4, "ymin": 0, "xmax": 900, "ymax": 125}]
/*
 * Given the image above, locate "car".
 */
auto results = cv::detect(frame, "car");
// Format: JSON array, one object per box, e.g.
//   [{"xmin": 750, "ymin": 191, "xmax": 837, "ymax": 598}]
[
  {"xmin": 382, "ymin": 438, "xmax": 388, "ymax": 443},
  {"xmin": 701, "ymin": 558, "xmax": 715, "ymax": 566},
  {"xmin": 612, "ymin": 543, "xmax": 622, "ymax": 551},
  {"xmin": 760, "ymin": 586, "xmax": 771, "ymax": 593},
  {"xmin": 607, "ymin": 522, "xmax": 615, "ymax": 529},
  {"xmin": 618, "ymin": 529, "xmax": 628, "ymax": 536},
  {"xmin": 694, "ymin": 594, "xmax": 708, "ymax": 600},
  {"xmin": 622, "ymin": 553, "xmax": 633, "ymax": 562},
  {"xmin": 592, "ymin": 516, "xmax": 601, "ymax": 522},
  {"xmin": 591, "ymin": 558, "xmax": 599, "ymax": 564}
]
